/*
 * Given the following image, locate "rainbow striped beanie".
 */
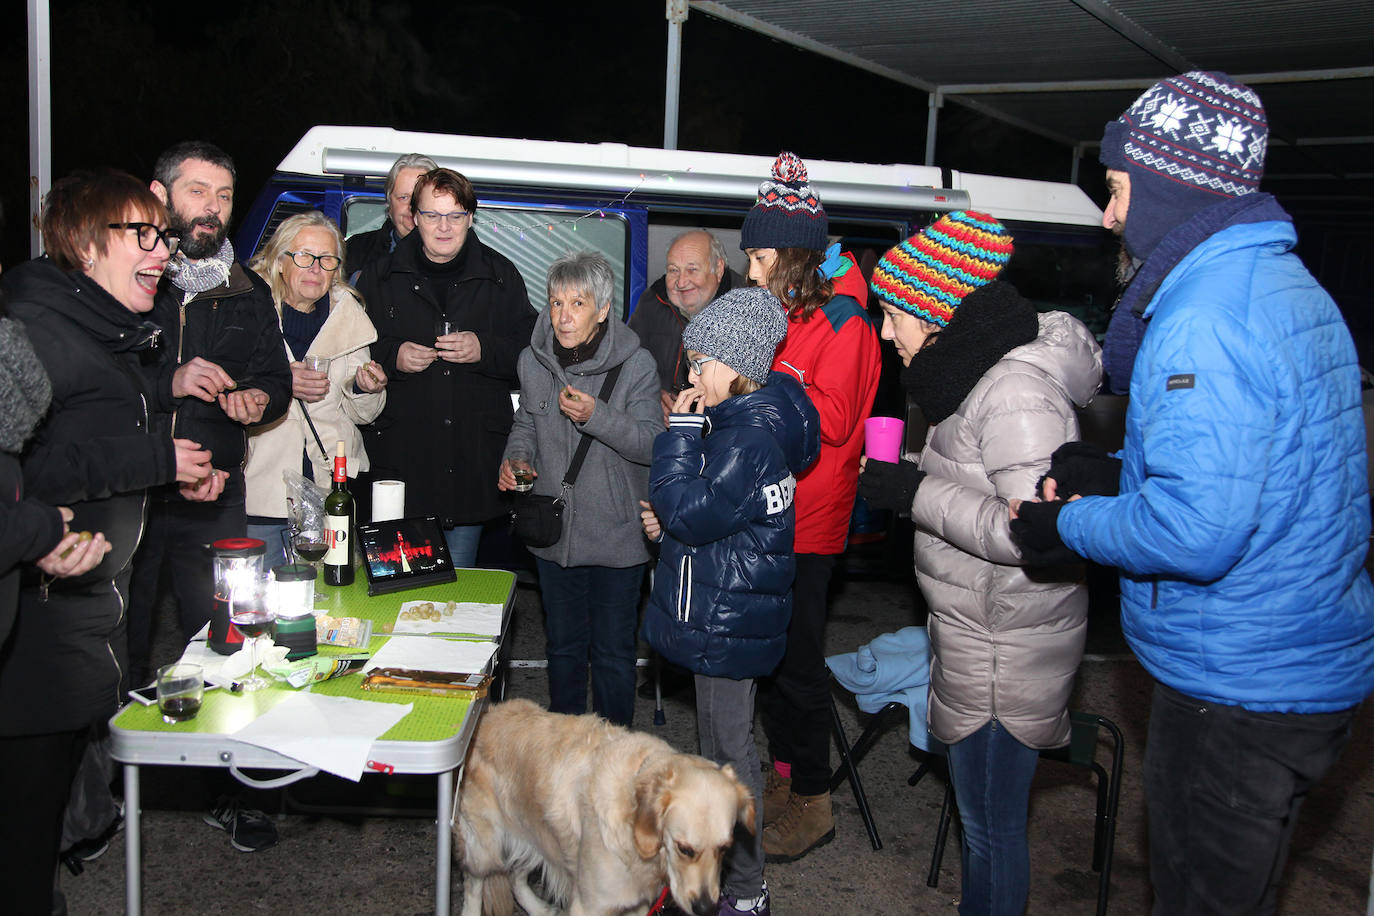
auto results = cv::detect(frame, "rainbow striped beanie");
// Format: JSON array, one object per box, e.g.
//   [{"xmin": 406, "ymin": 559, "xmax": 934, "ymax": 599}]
[{"xmin": 869, "ymin": 211, "xmax": 1014, "ymax": 327}]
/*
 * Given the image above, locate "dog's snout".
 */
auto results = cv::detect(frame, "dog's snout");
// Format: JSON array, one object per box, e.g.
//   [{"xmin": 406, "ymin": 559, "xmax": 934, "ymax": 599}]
[{"xmin": 691, "ymin": 897, "xmax": 716, "ymax": 916}]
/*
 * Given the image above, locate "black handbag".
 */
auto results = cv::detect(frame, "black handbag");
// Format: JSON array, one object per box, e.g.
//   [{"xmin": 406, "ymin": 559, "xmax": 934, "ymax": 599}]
[{"xmin": 511, "ymin": 364, "xmax": 624, "ymax": 548}]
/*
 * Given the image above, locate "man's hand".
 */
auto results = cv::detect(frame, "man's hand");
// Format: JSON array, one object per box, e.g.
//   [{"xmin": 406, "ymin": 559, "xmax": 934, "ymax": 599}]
[
  {"xmin": 1038, "ymin": 441, "xmax": 1121, "ymax": 501},
  {"xmin": 173, "ymin": 438, "xmax": 215, "ymax": 484},
  {"xmin": 436, "ymin": 330, "xmax": 481, "ymax": 364},
  {"xmin": 354, "ymin": 360, "xmax": 388, "ymax": 393},
  {"xmin": 218, "ymin": 388, "xmax": 270, "ymax": 424},
  {"xmin": 172, "ymin": 356, "xmax": 234, "ymax": 402},
  {"xmin": 397, "ymin": 341, "xmax": 438, "ymax": 373},
  {"xmin": 639, "ymin": 500, "xmax": 663, "ymax": 542},
  {"xmin": 180, "ymin": 468, "xmax": 226, "ymax": 502},
  {"xmin": 1009, "ymin": 499, "xmax": 1082, "ymax": 566},
  {"xmin": 558, "ymin": 385, "xmax": 595, "ymax": 424},
  {"xmin": 290, "ymin": 362, "xmax": 330, "ymax": 402}
]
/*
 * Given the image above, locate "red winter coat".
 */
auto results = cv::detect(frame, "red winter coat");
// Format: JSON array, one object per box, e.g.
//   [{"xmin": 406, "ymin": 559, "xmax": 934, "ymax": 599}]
[{"xmin": 771, "ymin": 256, "xmax": 880, "ymax": 554}]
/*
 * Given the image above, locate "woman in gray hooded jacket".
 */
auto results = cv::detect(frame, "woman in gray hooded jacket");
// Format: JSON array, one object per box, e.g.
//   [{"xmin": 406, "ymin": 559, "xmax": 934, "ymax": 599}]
[
  {"xmin": 859, "ymin": 212, "xmax": 1102, "ymax": 916},
  {"xmin": 499, "ymin": 251, "xmax": 661, "ymax": 726}
]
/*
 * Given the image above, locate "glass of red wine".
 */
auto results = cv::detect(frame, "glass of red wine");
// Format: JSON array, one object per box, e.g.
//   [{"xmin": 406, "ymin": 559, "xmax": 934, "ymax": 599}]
[
  {"xmin": 229, "ymin": 589, "xmax": 274, "ymax": 692},
  {"xmin": 289, "ymin": 498, "xmax": 328, "ymax": 601}
]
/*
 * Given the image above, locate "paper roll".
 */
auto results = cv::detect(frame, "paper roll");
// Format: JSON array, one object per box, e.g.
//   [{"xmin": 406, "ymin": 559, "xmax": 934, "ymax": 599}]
[{"xmin": 371, "ymin": 480, "xmax": 406, "ymax": 522}]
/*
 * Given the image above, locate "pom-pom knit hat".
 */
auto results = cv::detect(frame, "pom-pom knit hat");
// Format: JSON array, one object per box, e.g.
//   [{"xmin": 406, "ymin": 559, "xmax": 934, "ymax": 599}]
[
  {"xmin": 1100, "ymin": 71, "xmax": 1267, "ymax": 260},
  {"xmin": 869, "ymin": 211, "xmax": 1013, "ymax": 328},
  {"xmin": 681, "ymin": 287, "xmax": 787, "ymax": 385},
  {"xmin": 739, "ymin": 151, "xmax": 829, "ymax": 252}
]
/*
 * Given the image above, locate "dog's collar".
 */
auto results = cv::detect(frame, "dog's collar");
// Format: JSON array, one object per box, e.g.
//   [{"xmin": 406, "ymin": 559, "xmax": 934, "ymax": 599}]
[{"xmin": 645, "ymin": 887, "xmax": 672, "ymax": 915}]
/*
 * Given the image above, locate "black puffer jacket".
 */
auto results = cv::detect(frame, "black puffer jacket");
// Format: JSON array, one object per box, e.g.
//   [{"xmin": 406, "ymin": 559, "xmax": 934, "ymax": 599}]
[
  {"xmin": 150, "ymin": 262, "xmax": 291, "ymax": 495},
  {"xmin": 0, "ymin": 258, "xmax": 178, "ymax": 734},
  {"xmin": 357, "ymin": 230, "xmax": 537, "ymax": 526}
]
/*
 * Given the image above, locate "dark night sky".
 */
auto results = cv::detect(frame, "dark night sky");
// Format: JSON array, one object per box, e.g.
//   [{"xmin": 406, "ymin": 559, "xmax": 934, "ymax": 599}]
[{"xmin": 0, "ymin": 1, "xmax": 1075, "ymax": 268}]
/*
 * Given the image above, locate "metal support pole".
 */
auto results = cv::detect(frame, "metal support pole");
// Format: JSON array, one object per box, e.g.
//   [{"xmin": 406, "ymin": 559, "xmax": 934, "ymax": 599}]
[
  {"xmin": 924, "ymin": 90, "xmax": 943, "ymax": 166},
  {"xmin": 664, "ymin": 0, "xmax": 688, "ymax": 150},
  {"xmin": 1071, "ymin": 142, "xmax": 1086, "ymax": 186},
  {"xmin": 27, "ymin": 0, "xmax": 52, "ymax": 258}
]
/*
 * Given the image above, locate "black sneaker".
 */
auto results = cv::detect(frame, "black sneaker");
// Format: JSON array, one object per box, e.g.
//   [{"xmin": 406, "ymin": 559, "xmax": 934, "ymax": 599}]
[{"xmin": 203, "ymin": 796, "xmax": 278, "ymax": 852}]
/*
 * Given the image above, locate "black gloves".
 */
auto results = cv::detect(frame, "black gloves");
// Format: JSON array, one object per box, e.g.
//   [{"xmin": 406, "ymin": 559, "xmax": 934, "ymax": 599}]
[
  {"xmin": 1038, "ymin": 441, "xmax": 1121, "ymax": 500},
  {"xmin": 858, "ymin": 459, "xmax": 926, "ymax": 513},
  {"xmin": 1010, "ymin": 500, "xmax": 1083, "ymax": 566}
]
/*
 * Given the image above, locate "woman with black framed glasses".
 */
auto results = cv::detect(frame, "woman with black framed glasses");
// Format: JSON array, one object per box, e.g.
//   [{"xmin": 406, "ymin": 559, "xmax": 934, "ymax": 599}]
[
  {"xmin": 244, "ymin": 211, "xmax": 388, "ymax": 567},
  {"xmin": 0, "ymin": 169, "xmax": 223, "ymax": 910}
]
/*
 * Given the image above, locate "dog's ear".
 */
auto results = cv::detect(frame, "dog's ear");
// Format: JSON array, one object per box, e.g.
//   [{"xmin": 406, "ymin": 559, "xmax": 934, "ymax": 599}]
[
  {"xmin": 633, "ymin": 763, "xmax": 673, "ymax": 859},
  {"xmin": 719, "ymin": 764, "xmax": 757, "ymax": 835}
]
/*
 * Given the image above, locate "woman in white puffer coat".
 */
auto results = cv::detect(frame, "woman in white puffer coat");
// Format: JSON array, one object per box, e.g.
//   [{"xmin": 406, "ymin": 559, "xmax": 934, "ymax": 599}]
[{"xmin": 858, "ymin": 212, "xmax": 1102, "ymax": 916}]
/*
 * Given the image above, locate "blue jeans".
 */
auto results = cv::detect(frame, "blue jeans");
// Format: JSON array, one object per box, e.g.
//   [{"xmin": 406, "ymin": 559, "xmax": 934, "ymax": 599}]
[
  {"xmin": 945, "ymin": 719, "xmax": 1041, "ymax": 916},
  {"xmin": 534, "ymin": 558, "xmax": 643, "ymax": 726},
  {"xmin": 1144, "ymin": 682, "xmax": 1357, "ymax": 915},
  {"xmin": 245, "ymin": 521, "xmax": 290, "ymax": 572},
  {"xmin": 443, "ymin": 524, "xmax": 483, "ymax": 569}
]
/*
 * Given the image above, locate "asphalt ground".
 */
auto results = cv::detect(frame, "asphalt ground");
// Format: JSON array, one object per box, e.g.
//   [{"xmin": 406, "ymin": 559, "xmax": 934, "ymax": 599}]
[{"xmin": 61, "ymin": 556, "xmax": 1374, "ymax": 915}]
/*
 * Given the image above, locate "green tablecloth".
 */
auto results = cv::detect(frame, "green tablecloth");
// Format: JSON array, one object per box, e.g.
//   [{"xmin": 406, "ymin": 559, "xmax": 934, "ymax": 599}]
[{"xmin": 112, "ymin": 568, "xmax": 514, "ymax": 743}]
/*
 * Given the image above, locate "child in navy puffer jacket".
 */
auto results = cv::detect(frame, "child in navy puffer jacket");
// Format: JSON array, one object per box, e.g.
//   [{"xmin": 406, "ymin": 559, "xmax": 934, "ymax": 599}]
[{"xmin": 640, "ymin": 287, "xmax": 820, "ymax": 916}]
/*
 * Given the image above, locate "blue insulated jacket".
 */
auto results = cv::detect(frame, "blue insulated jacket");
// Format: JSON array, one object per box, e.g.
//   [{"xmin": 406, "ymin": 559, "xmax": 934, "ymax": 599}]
[
  {"xmin": 1058, "ymin": 219, "xmax": 1374, "ymax": 712},
  {"xmin": 642, "ymin": 373, "xmax": 821, "ymax": 679}
]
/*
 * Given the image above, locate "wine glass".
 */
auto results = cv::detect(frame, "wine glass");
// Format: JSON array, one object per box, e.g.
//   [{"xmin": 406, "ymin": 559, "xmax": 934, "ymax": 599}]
[
  {"xmin": 229, "ymin": 587, "xmax": 274, "ymax": 692},
  {"xmin": 289, "ymin": 498, "xmax": 328, "ymax": 599}
]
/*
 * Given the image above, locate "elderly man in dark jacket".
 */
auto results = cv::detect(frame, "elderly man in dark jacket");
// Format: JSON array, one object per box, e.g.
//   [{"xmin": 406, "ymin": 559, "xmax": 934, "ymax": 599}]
[
  {"xmin": 357, "ymin": 167, "xmax": 537, "ymax": 568},
  {"xmin": 129, "ymin": 141, "xmax": 292, "ymax": 677}
]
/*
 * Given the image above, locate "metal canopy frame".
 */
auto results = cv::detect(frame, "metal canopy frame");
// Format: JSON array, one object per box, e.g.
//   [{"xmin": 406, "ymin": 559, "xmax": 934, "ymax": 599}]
[{"xmin": 671, "ymin": 0, "xmax": 1374, "ymax": 210}]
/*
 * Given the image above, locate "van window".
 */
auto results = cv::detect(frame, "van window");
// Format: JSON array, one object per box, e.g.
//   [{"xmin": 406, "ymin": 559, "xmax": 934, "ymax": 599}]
[{"xmin": 341, "ymin": 196, "xmax": 631, "ymax": 320}]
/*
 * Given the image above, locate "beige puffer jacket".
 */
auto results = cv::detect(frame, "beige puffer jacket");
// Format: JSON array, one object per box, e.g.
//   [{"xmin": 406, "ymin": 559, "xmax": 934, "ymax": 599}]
[
  {"xmin": 244, "ymin": 287, "xmax": 386, "ymax": 518},
  {"xmin": 910, "ymin": 310, "xmax": 1102, "ymax": 749}
]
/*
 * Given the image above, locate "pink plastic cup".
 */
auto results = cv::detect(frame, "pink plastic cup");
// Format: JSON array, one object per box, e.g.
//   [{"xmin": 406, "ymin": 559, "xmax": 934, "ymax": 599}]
[{"xmin": 864, "ymin": 416, "xmax": 905, "ymax": 463}]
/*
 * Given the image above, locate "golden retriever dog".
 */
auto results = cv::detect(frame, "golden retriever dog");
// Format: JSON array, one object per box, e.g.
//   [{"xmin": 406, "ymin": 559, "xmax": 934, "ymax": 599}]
[{"xmin": 456, "ymin": 698, "xmax": 754, "ymax": 916}]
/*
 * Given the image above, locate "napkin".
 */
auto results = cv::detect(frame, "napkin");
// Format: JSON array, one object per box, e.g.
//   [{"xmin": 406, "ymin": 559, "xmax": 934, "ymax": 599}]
[{"xmin": 230, "ymin": 693, "xmax": 412, "ymax": 781}]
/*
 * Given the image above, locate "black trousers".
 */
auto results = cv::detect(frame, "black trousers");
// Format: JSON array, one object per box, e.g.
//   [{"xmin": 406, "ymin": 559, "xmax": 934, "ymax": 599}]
[
  {"xmin": 1144, "ymin": 681, "xmax": 1358, "ymax": 915},
  {"xmin": 0, "ymin": 728, "xmax": 89, "ymax": 914},
  {"xmin": 760, "ymin": 553, "xmax": 837, "ymax": 796},
  {"xmin": 127, "ymin": 473, "xmax": 247, "ymax": 679}
]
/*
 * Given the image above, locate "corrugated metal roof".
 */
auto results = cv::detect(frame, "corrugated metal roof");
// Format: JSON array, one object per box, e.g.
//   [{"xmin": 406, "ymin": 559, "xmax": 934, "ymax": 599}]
[{"xmin": 691, "ymin": 0, "xmax": 1374, "ymax": 211}]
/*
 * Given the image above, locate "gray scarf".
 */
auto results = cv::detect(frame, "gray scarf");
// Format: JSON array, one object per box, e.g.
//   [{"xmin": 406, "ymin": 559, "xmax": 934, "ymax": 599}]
[
  {"xmin": 165, "ymin": 238, "xmax": 235, "ymax": 299},
  {"xmin": 0, "ymin": 316, "xmax": 53, "ymax": 454}
]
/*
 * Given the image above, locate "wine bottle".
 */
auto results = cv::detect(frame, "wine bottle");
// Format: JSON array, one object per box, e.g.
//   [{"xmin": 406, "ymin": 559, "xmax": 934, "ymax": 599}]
[{"xmin": 323, "ymin": 440, "xmax": 355, "ymax": 586}]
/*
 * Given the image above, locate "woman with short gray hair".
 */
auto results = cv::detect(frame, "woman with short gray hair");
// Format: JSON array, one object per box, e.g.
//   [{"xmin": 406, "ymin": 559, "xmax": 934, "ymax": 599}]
[{"xmin": 499, "ymin": 250, "xmax": 660, "ymax": 725}]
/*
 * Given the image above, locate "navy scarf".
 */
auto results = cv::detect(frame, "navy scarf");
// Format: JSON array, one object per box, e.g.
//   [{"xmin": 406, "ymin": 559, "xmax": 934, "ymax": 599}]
[{"xmin": 1101, "ymin": 192, "xmax": 1291, "ymax": 395}]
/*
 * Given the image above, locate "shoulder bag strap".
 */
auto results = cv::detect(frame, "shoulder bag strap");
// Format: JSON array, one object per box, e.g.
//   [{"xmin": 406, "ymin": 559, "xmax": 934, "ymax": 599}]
[{"xmin": 560, "ymin": 362, "xmax": 625, "ymax": 488}]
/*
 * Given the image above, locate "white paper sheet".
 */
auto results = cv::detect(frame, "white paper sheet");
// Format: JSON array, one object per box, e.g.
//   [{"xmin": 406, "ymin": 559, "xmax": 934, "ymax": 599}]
[
  {"xmin": 390, "ymin": 600, "xmax": 503, "ymax": 637},
  {"xmin": 230, "ymin": 693, "xmax": 412, "ymax": 781},
  {"xmin": 362, "ymin": 637, "xmax": 498, "ymax": 675}
]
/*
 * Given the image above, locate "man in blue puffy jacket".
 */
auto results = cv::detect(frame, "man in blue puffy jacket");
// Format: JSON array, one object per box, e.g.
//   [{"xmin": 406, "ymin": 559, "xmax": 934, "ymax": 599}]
[{"xmin": 1012, "ymin": 72, "xmax": 1374, "ymax": 914}]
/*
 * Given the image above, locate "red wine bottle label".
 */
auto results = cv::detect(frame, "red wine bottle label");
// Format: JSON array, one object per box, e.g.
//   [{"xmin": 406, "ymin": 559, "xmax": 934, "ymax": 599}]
[
  {"xmin": 333, "ymin": 455, "xmax": 348, "ymax": 483},
  {"xmin": 324, "ymin": 513, "xmax": 350, "ymax": 567}
]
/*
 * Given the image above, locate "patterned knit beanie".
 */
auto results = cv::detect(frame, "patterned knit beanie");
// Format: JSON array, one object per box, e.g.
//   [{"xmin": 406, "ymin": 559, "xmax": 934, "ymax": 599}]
[
  {"xmin": 739, "ymin": 152, "xmax": 829, "ymax": 252},
  {"xmin": 681, "ymin": 287, "xmax": 787, "ymax": 385},
  {"xmin": 869, "ymin": 211, "xmax": 1014, "ymax": 328},
  {"xmin": 1100, "ymin": 71, "xmax": 1267, "ymax": 260}
]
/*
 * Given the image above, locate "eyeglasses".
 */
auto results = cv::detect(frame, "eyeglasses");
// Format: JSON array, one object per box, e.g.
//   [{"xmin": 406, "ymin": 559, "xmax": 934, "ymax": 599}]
[
  {"xmin": 109, "ymin": 222, "xmax": 179, "ymax": 255},
  {"xmin": 416, "ymin": 210, "xmax": 471, "ymax": 226},
  {"xmin": 284, "ymin": 251, "xmax": 341, "ymax": 271},
  {"xmin": 687, "ymin": 355, "xmax": 717, "ymax": 375}
]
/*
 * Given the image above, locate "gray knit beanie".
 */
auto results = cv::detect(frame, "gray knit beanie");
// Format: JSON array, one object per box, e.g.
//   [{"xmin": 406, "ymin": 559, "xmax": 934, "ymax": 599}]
[
  {"xmin": 681, "ymin": 287, "xmax": 787, "ymax": 385},
  {"xmin": 0, "ymin": 315, "xmax": 52, "ymax": 454}
]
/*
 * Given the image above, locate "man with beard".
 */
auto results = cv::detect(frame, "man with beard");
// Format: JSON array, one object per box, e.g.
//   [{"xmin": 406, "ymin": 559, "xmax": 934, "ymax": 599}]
[
  {"xmin": 1011, "ymin": 73, "xmax": 1374, "ymax": 913},
  {"xmin": 129, "ymin": 141, "xmax": 291, "ymax": 851}
]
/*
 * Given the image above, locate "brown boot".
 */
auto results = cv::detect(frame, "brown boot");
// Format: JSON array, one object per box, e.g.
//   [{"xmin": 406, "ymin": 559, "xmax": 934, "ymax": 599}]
[
  {"xmin": 762, "ymin": 790, "xmax": 834, "ymax": 863},
  {"xmin": 762, "ymin": 766, "xmax": 792, "ymax": 826}
]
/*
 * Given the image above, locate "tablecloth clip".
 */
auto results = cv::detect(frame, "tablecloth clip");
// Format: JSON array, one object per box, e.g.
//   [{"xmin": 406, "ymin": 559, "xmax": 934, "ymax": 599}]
[
  {"xmin": 229, "ymin": 764, "xmax": 321, "ymax": 789},
  {"xmin": 366, "ymin": 759, "xmax": 395, "ymax": 775}
]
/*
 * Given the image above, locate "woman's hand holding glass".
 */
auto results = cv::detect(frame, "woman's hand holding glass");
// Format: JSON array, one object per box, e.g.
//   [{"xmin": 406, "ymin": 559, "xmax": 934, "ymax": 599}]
[
  {"xmin": 436, "ymin": 330, "xmax": 481, "ymax": 364},
  {"xmin": 498, "ymin": 457, "xmax": 538, "ymax": 492},
  {"xmin": 290, "ymin": 360, "xmax": 330, "ymax": 402}
]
